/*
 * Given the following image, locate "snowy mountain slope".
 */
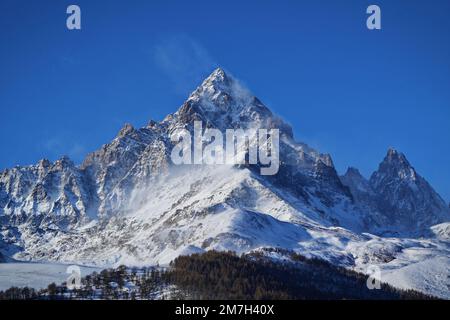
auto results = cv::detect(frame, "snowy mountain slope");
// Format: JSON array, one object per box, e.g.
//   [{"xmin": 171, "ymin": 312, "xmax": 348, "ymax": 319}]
[
  {"xmin": 0, "ymin": 68, "xmax": 449, "ymax": 298},
  {"xmin": 431, "ymin": 222, "xmax": 450, "ymax": 241},
  {"xmin": 9, "ymin": 166, "xmax": 347, "ymax": 265},
  {"xmin": 0, "ymin": 262, "xmax": 101, "ymax": 291},
  {"xmin": 4, "ymin": 164, "xmax": 449, "ymax": 298}
]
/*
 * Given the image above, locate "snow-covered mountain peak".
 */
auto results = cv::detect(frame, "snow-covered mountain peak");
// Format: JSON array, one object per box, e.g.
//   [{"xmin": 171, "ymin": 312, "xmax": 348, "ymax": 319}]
[
  {"xmin": 368, "ymin": 148, "xmax": 450, "ymax": 233},
  {"xmin": 385, "ymin": 147, "xmax": 411, "ymax": 167},
  {"xmin": 372, "ymin": 148, "xmax": 417, "ymax": 184},
  {"xmin": 199, "ymin": 67, "xmax": 232, "ymax": 90},
  {"xmin": 161, "ymin": 68, "xmax": 294, "ymax": 141},
  {"xmin": 185, "ymin": 68, "xmax": 255, "ymax": 117}
]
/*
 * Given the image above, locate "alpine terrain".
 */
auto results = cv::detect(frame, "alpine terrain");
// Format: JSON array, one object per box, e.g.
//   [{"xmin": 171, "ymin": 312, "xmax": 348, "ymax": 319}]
[{"xmin": 0, "ymin": 68, "xmax": 449, "ymax": 298}]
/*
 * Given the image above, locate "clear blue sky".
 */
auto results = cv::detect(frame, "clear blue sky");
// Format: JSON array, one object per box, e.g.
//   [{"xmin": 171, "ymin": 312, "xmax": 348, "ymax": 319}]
[{"xmin": 1, "ymin": 0, "xmax": 449, "ymax": 202}]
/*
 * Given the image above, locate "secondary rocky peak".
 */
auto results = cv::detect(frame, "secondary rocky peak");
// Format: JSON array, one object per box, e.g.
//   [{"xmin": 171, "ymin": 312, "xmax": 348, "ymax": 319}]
[
  {"xmin": 340, "ymin": 166, "xmax": 374, "ymax": 204},
  {"xmin": 54, "ymin": 155, "xmax": 74, "ymax": 168},
  {"xmin": 372, "ymin": 148, "xmax": 417, "ymax": 184},
  {"xmin": 117, "ymin": 123, "xmax": 135, "ymax": 138},
  {"xmin": 146, "ymin": 119, "xmax": 159, "ymax": 130},
  {"xmin": 38, "ymin": 159, "xmax": 51, "ymax": 169},
  {"xmin": 368, "ymin": 148, "xmax": 449, "ymax": 232},
  {"xmin": 344, "ymin": 167, "xmax": 364, "ymax": 178},
  {"xmin": 384, "ymin": 147, "xmax": 410, "ymax": 165},
  {"xmin": 342, "ymin": 167, "xmax": 369, "ymax": 186},
  {"xmin": 320, "ymin": 154, "xmax": 334, "ymax": 167}
]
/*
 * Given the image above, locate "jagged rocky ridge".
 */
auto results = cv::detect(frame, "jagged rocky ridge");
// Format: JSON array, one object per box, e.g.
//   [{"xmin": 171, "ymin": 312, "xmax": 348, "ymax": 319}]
[
  {"xmin": 341, "ymin": 149, "xmax": 449, "ymax": 235},
  {"xmin": 0, "ymin": 68, "xmax": 449, "ymax": 298}
]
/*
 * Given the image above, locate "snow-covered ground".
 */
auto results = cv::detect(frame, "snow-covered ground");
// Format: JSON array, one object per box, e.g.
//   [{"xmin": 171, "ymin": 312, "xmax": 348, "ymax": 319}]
[
  {"xmin": 377, "ymin": 252, "xmax": 450, "ymax": 299},
  {"xmin": 2, "ymin": 166, "xmax": 448, "ymax": 299},
  {"xmin": 0, "ymin": 263, "xmax": 101, "ymax": 291},
  {"xmin": 348, "ymin": 236, "xmax": 450, "ymax": 299}
]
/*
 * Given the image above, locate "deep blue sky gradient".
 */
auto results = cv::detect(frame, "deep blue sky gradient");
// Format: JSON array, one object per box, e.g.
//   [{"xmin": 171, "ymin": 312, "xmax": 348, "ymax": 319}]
[{"xmin": 1, "ymin": 0, "xmax": 449, "ymax": 201}]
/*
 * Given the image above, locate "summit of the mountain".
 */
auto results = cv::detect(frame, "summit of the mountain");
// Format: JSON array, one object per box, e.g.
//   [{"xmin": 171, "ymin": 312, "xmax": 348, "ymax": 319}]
[{"xmin": 164, "ymin": 68, "xmax": 294, "ymax": 139}]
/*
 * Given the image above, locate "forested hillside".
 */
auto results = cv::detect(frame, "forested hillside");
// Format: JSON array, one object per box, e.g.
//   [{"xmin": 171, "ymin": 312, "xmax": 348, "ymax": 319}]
[{"xmin": 0, "ymin": 251, "xmax": 435, "ymax": 300}]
